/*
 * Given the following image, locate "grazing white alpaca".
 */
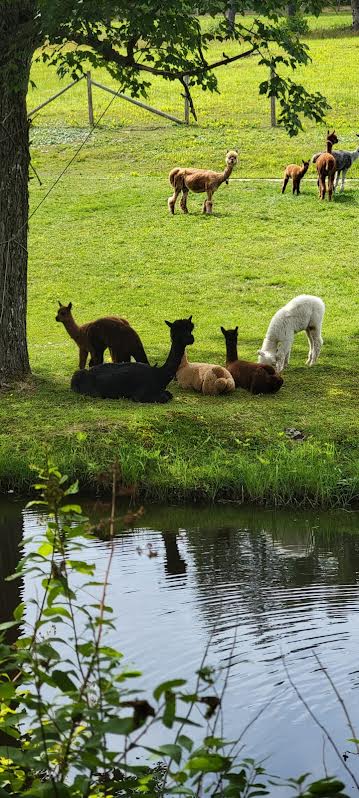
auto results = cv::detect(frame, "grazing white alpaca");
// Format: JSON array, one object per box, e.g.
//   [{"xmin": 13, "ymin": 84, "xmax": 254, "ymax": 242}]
[{"xmin": 258, "ymin": 295, "xmax": 325, "ymax": 373}]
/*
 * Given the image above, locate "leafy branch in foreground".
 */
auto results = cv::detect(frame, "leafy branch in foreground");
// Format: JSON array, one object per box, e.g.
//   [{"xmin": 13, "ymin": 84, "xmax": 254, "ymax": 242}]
[
  {"xmin": 0, "ymin": 462, "xmax": 351, "ymax": 796},
  {"xmin": 35, "ymin": 0, "xmax": 330, "ymax": 134}
]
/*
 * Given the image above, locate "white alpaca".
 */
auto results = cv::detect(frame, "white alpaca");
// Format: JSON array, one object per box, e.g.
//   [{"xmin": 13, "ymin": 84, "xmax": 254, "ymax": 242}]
[{"xmin": 258, "ymin": 295, "xmax": 325, "ymax": 373}]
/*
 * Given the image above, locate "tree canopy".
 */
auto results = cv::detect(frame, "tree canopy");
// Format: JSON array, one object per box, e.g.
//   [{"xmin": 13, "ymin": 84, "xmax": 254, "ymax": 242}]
[{"xmin": 36, "ymin": 0, "xmax": 330, "ymax": 135}]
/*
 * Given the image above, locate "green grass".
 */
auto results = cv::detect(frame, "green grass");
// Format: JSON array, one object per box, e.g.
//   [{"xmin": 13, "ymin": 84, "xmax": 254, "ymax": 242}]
[{"xmin": 2, "ymin": 12, "xmax": 359, "ymax": 505}]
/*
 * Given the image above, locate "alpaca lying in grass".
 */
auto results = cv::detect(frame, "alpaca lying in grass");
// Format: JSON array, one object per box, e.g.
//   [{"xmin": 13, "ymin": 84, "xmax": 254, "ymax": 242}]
[
  {"xmin": 176, "ymin": 352, "xmax": 235, "ymax": 396},
  {"xmin": 221, "ymin": 327, "xmax": 283, "ymax": 394},
  {"xmin": 168, "ymin": 150, "xmax": 238, "ymax": 215},
  {"xmin": 71, "ymin": 317, "xmax": 194, "ymax": 403},
  {"xmin": 258, "ymin": 295, "xmax": 325, "ymax": 373},
  {"xmin": 56, "ymin": 302, "xmax": 148, "ymax": 368},
  {"xmin": 281, "ymin": 160, "xmax": 310, "ymax": 195}
]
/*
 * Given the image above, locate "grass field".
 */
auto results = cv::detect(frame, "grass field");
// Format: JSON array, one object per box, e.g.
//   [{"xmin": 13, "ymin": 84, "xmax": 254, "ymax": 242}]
[{"xmin": 2, "ymin": 12, "xmax": 359, "ymax": 504}]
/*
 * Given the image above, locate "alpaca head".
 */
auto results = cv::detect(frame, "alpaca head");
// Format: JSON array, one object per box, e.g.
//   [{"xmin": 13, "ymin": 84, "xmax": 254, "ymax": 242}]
[
  {"xmin": 165, "ymin": 316, "xmax": 194, "ymax": 347},
  {"xmin": 220, "ymin": 326, "xmax": 238, "ymax": 344},
  {"xmin": 257, "ymin": 349, "xmax": 276, "ymax": 367},
  {"xmin": 56, "ymin": 301, "xmax": 73, "ymax": 323},
  {"xmin": 225, "ymin": 150, "xmax": 238, "ymax": 168},
  {"xmin": 327, "ymin": 130, "xmax": 338, "ymax": 146},
  {"xmin": 302, "ymin": 160, "xmax": 310, "ymax": 171}
]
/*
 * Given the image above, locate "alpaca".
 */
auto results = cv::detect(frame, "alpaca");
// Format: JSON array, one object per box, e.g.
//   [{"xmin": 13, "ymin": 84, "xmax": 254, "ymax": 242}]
[
  {"xmin": 56, "ymin": 302, "xmax": 149, "ymax": 368},
  {"xmin": 281, "ymin": 160, "xmax": 310, "ymax": 195},
  {"xmin": 257, "ymin": 295, "xmax": 325, "ymax": 373},
  {"xmin": 220, "ymin": 327, "xmax": 283, "ymax": 395},
  {"xmin": 176, "ymin": 352, "xmax": 235, "ymax": 396},
  {"xmin": 168, "ymin": 150, "xmax": 238, "ymax": 215},
  {"xmin": 315, "ymin": 130, "xmax": 339, "ymax": 201},
  {"xmin": 313, "ymin": 134, "xmax": 359, "ymax": 192},
  {"xmin": 71, "ymin": 316, "xmax": 195, "ymax": 403}
]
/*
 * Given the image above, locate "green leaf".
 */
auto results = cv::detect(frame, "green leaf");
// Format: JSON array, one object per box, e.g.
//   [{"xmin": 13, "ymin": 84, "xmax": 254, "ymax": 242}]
[
  {"xmin": 51, "ymin": 670, "xmax": 77, "ymax": 693},
  {"xmin": 309, "ymin": 779, "xmax": 346, "ymax": 795},
  {"xmin": 104, "ymin": 717, "xmax": 134, "ymax": 735},
  {"xmin": 178, "ymin": 734, "xmax": 193, "ymax": 752},
  {"xmin": 43, "ymin": 607, "xmax": 72, "ymax": 619},
  {"xmin": 158, "ymin": 744, "xmax": 182, "ymax": 764},
  {"xmin": 163, "ymin": 690, "xmax": 176, "ymax": 728},
  {"xmin": 60, "ymin": 504, "xmax": 82, "ymax": 514},
  {"xmin": 0, "ymin": 681, "xmax": 16, "ymax": 699},
  {"xmin": 153, "ymin": 678, "xmax": 187, "ymax": 701},
  {"xmin": 187, "ymin": 754, "xmax": 231, "ymax": 773},
  {"xmin": 13, "ymin": 602, "xmax": 25, "ymax": 621},
  {"xmin": 38, "ymin": 542, "xmax": 53, "ymax": 557}
]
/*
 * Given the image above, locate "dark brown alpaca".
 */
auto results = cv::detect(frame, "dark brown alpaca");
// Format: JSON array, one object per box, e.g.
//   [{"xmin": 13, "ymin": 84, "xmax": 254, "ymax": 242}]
[
  {"xmin": 316, "ymin": 130, "xmax": 338, "ymax": 201},
  {"xmin": 220, "ymin": 326, "xmax": 283, "ymax": 395},
  {"xmin": 56, "ymin": 302, "xmax": 149, "ymax": 368},
  {"xmin": 282, "ymin": 160, "xmax": 310, "ymax": 195}
]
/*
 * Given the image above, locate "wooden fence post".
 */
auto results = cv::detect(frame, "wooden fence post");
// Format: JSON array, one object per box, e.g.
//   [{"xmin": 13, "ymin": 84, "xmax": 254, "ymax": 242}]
[
  {"xmin": 184, "ymin": 75, "xmax": 190, "ymax": 125},
  {"xmin": 270, "ymin": 67, "xmax": 276, "ymax": 128},
  {"xmin": 86, "ymin": 71, "xmax": 94, "ymax": 126}
]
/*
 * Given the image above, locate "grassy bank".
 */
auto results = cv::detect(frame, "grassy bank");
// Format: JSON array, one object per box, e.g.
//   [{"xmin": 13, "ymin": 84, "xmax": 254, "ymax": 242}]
[{"xmin": 2, "ymin": 12, "xmax": 359, "ymax": 505}]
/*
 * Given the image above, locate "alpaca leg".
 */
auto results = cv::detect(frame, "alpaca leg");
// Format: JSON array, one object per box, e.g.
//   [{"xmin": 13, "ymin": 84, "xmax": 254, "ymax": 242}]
[
  {"xmin": 305, "ymin": 328, "xmax": 314, "ymax": 365},
  {"xmin": 79, "ymin": 348, "xmax": 88, "ymax": 369},
  {"xmin": 334, "ymin": 171, "xmax": 340, "ymax": 192},
  {"xmin": 89, "ymin": 344, "xmax": 105, "ymax": 367},
  {"xmin": 168, "ymin": 188, "xmax": 181, "ymax": 214},
  {"xmin": 180, "ymin": 189, "xmax": 189, "ymax": 214},
  {"xmin": 308, "ymin": 329, "xmax": 322, "ymax": 365},
  {"xmin": 328, "ymin": 175, "xmax": 334, "ymax": 201},
  {"xmin": 292, "ymin": 179, "xmax": 297, "ymax": 195},
  {"xmin": 205, "ymin": 191, "xmax": 213, "ymax": 214},
  {"xmin": 340, "ymin": 168, "xmax": 347, "ymax": 192},
  {"xmin": 281, "ymin": 176, "xmax": 289, "ymax": 194},
  {"xmin": 202, "ymin": 199, "xmax": 207, "ymax": 214}
]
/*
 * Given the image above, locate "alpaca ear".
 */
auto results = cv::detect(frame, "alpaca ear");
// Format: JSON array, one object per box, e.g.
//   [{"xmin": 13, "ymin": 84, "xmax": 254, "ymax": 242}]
[
  {"xmin": 67, "ymin": 302, "xmax": 72, "ymax": 310},
  {"xmin": 235, "ymin": 326, "xmax": 238, "ymax": 333},
  {"xmin": 188, "ymin": 315, "xmax": 192, "ymax": 322},
  {"xmin": 58, "ymin": 300, "xmax": 62, "ymax": 307},
  {"xmin": 165, "ymin": 320, "xmax": 172, "ymax": 328},
  {"xmin": 220, "ymin": 326, "xmax": 226, "ymax": 334}
]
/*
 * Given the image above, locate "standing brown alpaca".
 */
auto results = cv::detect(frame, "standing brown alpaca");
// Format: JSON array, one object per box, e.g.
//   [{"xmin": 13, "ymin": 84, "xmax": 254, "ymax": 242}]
[
  {"xmin": 168, "ymin": 150, "xmax": 238, "ymax": 215},
  {"xmin": 56, "ymin": 302, "xmax": 149, "ymax": 368},
  {"xmin": 316, "ymin": 130, "xmax": 338, "ymax": 201},
  {"xmin": 220, "ymin": 326, "xmax": 283, "ymax": 395},
  {"xmin": 281, "ymin": 160, "xmax": 310, "ymax": 195}
]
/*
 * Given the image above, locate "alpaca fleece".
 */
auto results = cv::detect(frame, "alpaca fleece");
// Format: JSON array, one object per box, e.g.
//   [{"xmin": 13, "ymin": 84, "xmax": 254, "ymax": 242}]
[
  {"xmin": 258, "ymin": 295, "xmax": 325, "ymax": 373},
  {"xmin": 71, "ymin": 317, "xmax": 194, "ymax": 404},
  {"xmin": 315, "ymin": 131, "xmax": 338, "ymax": 201},
  {"xmin": 56, "ymin": 301, "xmax": 148, "ymax": 368},
  {"xmin": 281, "ymin": 160, "xmax": 309, "ymax": 195},
  {"xmin": 168, "ymin": 150, "xmax": 238, "ymax": 215},
  {"xmin": 176, "ymin": 352, "xmax": 235, "ymax": 396},
  {"xmin": 220, "ymin": 327, "xmax": 283, "ymax": 395}
]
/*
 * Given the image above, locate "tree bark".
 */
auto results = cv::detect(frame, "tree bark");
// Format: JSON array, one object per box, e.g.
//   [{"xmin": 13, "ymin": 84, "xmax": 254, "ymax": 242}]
[
  {"xmin": 352, "ymin": 0, "xmax": 359, "ymax": 30},
  {"xmin": 0, "ymin": 1, "xmax": 37, "ymax": 380},
  {"xmin": 225, "ymin": 1, "xmax": 236, "ymax": 33}
]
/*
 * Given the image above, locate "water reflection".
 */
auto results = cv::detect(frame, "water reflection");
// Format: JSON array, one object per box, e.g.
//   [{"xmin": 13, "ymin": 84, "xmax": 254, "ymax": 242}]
[{"xmin": 5, "ymin": 501, "xmax": 359, "ymax": 790}]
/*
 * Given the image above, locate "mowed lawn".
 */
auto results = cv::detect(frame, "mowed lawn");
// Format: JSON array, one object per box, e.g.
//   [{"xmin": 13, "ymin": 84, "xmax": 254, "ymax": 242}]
[{"xmin": 2, "ymin": 12, "xmax": 359, "ymax": 503}]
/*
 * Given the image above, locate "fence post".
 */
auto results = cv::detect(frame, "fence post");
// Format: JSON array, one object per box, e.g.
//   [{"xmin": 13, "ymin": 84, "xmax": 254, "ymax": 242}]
[
  {"xmin": 184, "ymin": 75, "xmax": 190, "ymax": 125},
  {"xmin": 86, "ymin": 71, "xmax": 94, "ymax": 126},
  {"xmin": 270, "ymin": 67, "xmax": 276, "ymax": 128}
]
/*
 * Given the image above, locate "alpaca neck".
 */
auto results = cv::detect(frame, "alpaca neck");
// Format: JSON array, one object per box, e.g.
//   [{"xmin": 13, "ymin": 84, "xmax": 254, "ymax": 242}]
[
  {"xmin": 221, "ymin": 162, "xmax": 235, "ymax": 184},
  {"xmin": 352, "ymin": 150, "xmax": 359, "ymax": 164},
  {"xmin": 300, "ymin": 164, "xmax": 309, "ymax": 177},
  {"xmin": 158, "ymin": 340, "xmax": 188, "ymax": 385},
  {"xmin": 326, "ymin": 139, "xmax": 334, "ymax": 153},
  {"xmin": 225, "ymin": 338, "xmax": 238, "ymax": 364},
  {"xmin": 62, "ymin": 314, "xmax": 82, "ymax": 343}
]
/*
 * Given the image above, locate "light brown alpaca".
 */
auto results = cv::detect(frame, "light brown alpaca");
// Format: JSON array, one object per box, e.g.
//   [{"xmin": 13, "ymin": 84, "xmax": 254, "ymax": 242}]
[
  {"xmin": 176, "ymin": 352, "xmax": 235, "ymax": 396},
  {"xmin": 168, "ymin": 150, "xmax": 238, "ymax": 215},
  {"xmin": 281, "ymin": 160, "xmax": 310, "ymax": 195},
  {"xmin": 316, "ymin": 130, "xmax": 338, "ymax": 201},
  {"xmin": 55, "ymin": 302, "xmax": 149, "ymax": 368}
]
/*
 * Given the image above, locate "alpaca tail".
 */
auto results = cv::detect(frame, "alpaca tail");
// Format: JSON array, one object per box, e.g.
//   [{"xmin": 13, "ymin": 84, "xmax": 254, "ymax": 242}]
[{"xmin": 169, "ymin": 168, "xmax": 181, "ymax": 187}]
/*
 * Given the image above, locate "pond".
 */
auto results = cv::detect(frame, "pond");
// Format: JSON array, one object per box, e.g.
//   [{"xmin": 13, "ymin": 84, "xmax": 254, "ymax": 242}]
[{"xmin": 1, "ymin": 499, "xmax": 359, "ymax": 792}]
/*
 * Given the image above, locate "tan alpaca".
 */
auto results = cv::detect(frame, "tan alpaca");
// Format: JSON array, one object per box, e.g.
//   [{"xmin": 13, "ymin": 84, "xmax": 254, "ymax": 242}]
[
  {"xmin": 168, "ymin": 150, "xmax": 238, "ymax": 215},
  {"xmin": 176, "ymin": 353, "xmax": 235, "ymax": 396}
]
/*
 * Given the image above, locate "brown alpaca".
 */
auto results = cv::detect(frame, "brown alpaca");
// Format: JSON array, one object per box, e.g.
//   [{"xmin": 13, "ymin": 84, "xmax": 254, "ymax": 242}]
[
  {"xmin": 316, "ymin": 130, "xmax": 338, "ymax": 201},
  {"xmin": 168, "ymin": 150, "xmax": 238, "ymax": 215},
  {"xmin": 176, "ymin": 352, "xmax": 235, "ymax": 396},
  {"xmin": 55, "ymin": 302, "xmax": 149, "ymax": 368},
  {"xmin": 220, "ymin": 327, "xmax": 283, "ymax": 395},
  {"xmin": 281, "ymin": 160, "xmax": 310, "ymax": 195}
]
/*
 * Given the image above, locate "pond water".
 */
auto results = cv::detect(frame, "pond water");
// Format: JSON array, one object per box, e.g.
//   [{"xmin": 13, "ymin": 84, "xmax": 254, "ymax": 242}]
[{"xmin": 2, "ymin": 500, "xmax": 359, "ymax": 792}]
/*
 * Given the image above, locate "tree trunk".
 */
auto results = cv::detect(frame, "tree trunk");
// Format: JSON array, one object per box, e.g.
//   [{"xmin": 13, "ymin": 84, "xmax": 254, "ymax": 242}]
[
  {"xmin": 287, "ymin": 1, "xmax": 297, "ymax": 15},
  {"xmin": 225, "ymin": 2, "xmax": 236, "ymax": 33},
  {"xmin": 0, "ymin": 1, "xmax": 37, "ymax": 380},
  {"xmin": 352, "ymin": 0, "xmax": 359, "ymax": 30}
]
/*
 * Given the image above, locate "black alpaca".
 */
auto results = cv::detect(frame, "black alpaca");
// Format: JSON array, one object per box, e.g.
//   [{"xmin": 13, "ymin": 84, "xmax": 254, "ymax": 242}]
[{"xmin": 71, "ymin": 317, "xmax": 195, "ymax": 404}]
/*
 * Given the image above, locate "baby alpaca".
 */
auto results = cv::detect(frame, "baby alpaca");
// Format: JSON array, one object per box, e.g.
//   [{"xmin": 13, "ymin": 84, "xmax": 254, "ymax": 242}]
[
  {"xmin": 168, "ymin": 150, "xmax": 238, "ymax": 215},
  {"xmin": 258, "ymin": 295, "xmax": 325, "ymax": 373},
  {"xmin": 56, "ymin": 302, "xmax": 149, "ymax": 368},
  {"xmin": 281, "ymin": 160, "xmax": 310, "ymax": 195},
  {"xmin": 176, "ymin": 352, "xmax": 235, "ymax": 396},
  {"xmin": 220, "ymin": 327, "xmax": 283, "ymax": 394}
]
